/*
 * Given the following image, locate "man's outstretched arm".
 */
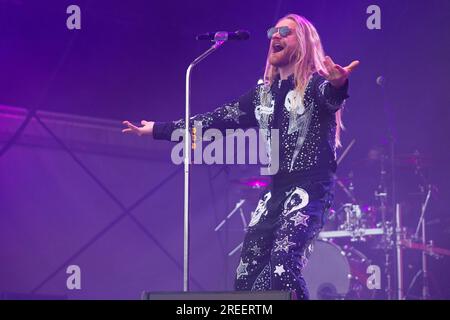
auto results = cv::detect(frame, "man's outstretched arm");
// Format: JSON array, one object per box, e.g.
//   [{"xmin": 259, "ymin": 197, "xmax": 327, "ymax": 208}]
[{"xmin": 122, "ymin": 86, "xmax": 259, "ymax": 141}]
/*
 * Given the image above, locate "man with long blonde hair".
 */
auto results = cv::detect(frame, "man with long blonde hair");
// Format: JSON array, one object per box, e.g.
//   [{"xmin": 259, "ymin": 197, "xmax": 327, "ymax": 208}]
[{"xmin": 123, "ymin": 13, "xmax": 359, "ymax": 299}]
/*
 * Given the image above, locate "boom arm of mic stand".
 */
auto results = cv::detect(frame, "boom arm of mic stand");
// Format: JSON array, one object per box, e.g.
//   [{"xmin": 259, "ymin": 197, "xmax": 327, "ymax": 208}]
[{"xmin": 183, "ymin": 40, "xmax": 226, "ymax": 292}]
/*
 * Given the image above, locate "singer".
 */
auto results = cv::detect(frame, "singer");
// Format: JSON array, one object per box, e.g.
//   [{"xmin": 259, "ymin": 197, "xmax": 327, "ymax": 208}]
[{"xmin": 122, "ymin": 13, "xmax": 359, "ymax": 299}]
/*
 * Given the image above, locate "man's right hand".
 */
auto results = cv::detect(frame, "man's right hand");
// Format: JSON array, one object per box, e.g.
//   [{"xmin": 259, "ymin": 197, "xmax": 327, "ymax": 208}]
[{"xmin": 122, "ymin": 120, "xmax": 154, "ymax": 136}]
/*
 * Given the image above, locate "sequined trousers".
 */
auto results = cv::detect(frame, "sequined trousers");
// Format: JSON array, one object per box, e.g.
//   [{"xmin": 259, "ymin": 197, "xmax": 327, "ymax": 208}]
[{"xmin": 234, "ymin": 179, "xmax": 334, "ymax": 300}]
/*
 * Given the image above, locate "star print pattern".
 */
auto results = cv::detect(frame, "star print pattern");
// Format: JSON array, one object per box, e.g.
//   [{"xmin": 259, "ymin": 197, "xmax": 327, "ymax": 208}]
[
  {"xmin": 236, "ymin": 259, "xmax": 249, "ymax": 279},
  {"xmin": 290, "ymin": 212, "xmax": 309, "ymax": 227},
  {"xmin": 274, "ymin": 236, "xmax": 296, "ymax": 254},
  {"xmin": 274, "ymin": 264, "xmax": 286, "ymax": 276},
  {"xmin": 250, "ymin": 244, "xmax": 261, "ymax": 256},
  {"xmin": 235, "ymin": 178, "xmax": 335, "ymax": 299},
  {"xmin": 222, "ymin": 103, "xmax": 246, "ymax": 124},
  {"xmin": 251, "ymin": 265, "xmax": 271, "ymax": 291}
]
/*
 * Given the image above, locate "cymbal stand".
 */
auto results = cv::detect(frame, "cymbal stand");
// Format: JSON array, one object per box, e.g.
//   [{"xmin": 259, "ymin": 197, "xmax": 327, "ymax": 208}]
[
  {"xmin": 374, "ymin": 154, "xmax": 394, "ymax": 300},
  {"xmin": 413, "ymin": 184, "xmax": 433, "ymax": 299}
]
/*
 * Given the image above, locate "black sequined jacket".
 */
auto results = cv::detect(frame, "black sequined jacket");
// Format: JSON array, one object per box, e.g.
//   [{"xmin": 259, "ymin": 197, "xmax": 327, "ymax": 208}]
[{"xmin": 153, "ymin": 73, "xmax": 349, "ymax": 187}]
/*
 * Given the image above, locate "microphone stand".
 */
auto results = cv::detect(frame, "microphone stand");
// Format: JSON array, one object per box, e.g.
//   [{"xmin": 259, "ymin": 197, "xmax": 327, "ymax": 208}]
[{"xmin": 183, "ymin": 36, "xmax": 227, "ymax": 292}]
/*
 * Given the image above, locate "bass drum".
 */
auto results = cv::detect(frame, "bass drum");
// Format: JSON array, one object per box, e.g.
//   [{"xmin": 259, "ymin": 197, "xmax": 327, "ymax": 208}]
[{"xmin": 302, "ymin": 240, "xmax": 375, "ymax": 300}]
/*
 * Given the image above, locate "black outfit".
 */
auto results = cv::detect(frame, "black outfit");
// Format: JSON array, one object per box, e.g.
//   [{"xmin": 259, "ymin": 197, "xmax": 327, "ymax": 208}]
[{"xmin": 153, "ymin": 73, "xmax": 349, "ymax": 299}]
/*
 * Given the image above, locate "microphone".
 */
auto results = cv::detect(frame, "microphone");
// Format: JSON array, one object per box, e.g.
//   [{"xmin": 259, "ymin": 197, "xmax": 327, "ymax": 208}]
[
  {"xmin": 196, "ymin": 30, "xmax": 250, "ymax": 41},
  {"xmin": 376, "ymin": 75, "xmax": 385, "ymax": 87}
]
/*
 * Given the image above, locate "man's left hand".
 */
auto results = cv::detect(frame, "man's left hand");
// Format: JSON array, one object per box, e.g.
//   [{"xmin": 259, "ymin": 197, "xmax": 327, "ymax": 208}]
[{"xmin": 318, "ymin": 56, "xmax": 360, "ymax": 88}]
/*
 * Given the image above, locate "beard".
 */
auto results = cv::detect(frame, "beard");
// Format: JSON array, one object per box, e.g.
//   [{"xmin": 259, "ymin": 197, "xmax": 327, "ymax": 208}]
[{"xmin": 268, "ymin": 46, "xmax": 296, "ymax": 67}]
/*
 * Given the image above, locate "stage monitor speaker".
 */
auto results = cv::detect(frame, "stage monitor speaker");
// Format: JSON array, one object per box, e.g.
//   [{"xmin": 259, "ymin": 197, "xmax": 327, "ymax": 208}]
[{"xmin": 141, "ymin": 291, "xmax": 296, "ymax": 300}]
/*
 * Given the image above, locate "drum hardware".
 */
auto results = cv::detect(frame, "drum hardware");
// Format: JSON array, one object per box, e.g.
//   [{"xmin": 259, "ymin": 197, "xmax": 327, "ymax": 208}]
[
  {"xmin": 311, "ymin": 146, "xmax": 446, "ymax": 300},
  {"xmin": 372, "ymin": 149, "xmax": 396, "ymax": 299},
  {"xmin": 318, "ymin": 228, "xmax": 384, "ymax": 241},
  {"xmin": 214, "ymin": 199, "xmax": 246, "ymax": 232},
  {"xmin": 395, "ymin": 203, "xmax": 405, "ymax": 300},
  {"xmin": 373, "ymin": 220, "xmax": 394, "ymax": 250},
  {"xmin": 407, "ymin": 163, "xmax": 434, "ymax": 299},
  {"xmin": 391, "ymin": 155, "xmax": 446, "ymax": 300},
  {"xmin": 403, "ymin": 155, "xmax": 433, "ymax": 299},
  {"xmin": 334, "ymin": 174, "xmax": 357, "ymax": 204},
  {"xmin": 395, "ymin": 199, "xmax": 450, "ymax": 300},
  {"xmin": 339, "ymin": 203, "xmax": 363, "ymax": 234},
  {"xmin": 212, "ymin": 198, "xmax": 250, "ymax": 258},
  {"xmin": 401, "ymin": 239, "xmax": 450, "ymax": 258}
]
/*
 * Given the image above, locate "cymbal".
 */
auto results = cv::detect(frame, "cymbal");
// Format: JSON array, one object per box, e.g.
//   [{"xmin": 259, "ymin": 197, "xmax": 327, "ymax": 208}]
[
  {"xmin": 231, "ymin": 176, "xmax": 270, "ymax": 189},
  {"xmin": 351, "ymin": 152, "xmax": 433, "ymax": 168},
  {"xmin": 395, "ymin": 153, "xmax": 433, "ymax": 167}
]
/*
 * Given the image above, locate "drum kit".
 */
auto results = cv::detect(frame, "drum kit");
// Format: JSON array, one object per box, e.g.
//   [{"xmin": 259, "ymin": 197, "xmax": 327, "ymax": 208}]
[
  {"xmin": 221, "ymin": 143, "xmax": 450, "ymax": 300},
  {"xmin": 305, "ymin": 147, "xmax": 450, "ymax": 300}
]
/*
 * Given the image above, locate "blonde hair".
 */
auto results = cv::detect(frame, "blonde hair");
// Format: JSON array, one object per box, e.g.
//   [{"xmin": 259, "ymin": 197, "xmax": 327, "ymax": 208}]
[{"xmin": 263, "ymin": 13, "xmax": 344, "ymax": 148}]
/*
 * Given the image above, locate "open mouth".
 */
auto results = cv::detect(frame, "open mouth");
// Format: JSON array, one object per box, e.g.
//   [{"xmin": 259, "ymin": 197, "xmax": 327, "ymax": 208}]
[{"xmin": 272, "ymin": 43, "xmax": 285, "ymax": 53}]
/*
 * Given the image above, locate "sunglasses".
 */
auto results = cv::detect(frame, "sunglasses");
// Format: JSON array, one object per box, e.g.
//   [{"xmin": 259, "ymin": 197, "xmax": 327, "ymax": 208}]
[{"xmin": 267, "ymin": 26, "xmax": 293, "ymax": 39}]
